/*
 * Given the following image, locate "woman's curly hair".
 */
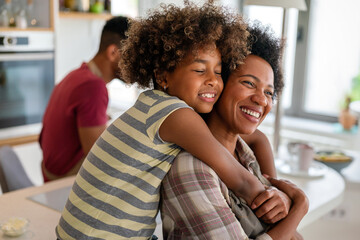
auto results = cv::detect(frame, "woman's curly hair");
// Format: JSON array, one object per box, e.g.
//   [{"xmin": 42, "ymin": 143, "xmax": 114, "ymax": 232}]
[
  {"xmin": 248, "ymin": 21, "xmax": 285, "ymax": 99},
  {"xmin": 222, "ymin": 21, "xmax": 285, "ymax": 100},
  {"xmin": 119, "ymin": 0, "xmax": 250, "ymax": 88}
]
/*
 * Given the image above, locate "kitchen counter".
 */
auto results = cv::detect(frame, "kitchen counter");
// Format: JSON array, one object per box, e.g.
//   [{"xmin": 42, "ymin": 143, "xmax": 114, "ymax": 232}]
[
  {"xmin": 277, "ymin": 165, "xmax": 345, "ymax": 230},
  {"xmin": 340, "ymin": 150, "xmax": 360, "ymax": 189},
  {"xmin": 0, "ymin": 124, "xmax": 41, "ymax": 147},
  {"xmin": 0, "ymin": 163, "xmax": 345, "ymax": 239}
]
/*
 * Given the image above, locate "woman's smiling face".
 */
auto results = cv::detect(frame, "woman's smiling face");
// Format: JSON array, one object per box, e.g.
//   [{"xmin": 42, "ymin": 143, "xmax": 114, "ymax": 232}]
[{"xmin": 215, "ymin": 54, "xmax": 274, "ymax": 135}]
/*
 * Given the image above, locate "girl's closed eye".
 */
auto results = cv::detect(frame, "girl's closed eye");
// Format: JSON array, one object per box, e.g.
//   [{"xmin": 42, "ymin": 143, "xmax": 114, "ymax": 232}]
[{"xmin": 193, "ymin": 69, "xmax": 205, "ymax": 74}]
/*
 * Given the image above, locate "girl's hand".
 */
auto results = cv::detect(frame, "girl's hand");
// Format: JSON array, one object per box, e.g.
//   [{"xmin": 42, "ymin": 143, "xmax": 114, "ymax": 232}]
[{"xmin": 251, "ymin": 185, "xmax": 292, "ymax": 224}]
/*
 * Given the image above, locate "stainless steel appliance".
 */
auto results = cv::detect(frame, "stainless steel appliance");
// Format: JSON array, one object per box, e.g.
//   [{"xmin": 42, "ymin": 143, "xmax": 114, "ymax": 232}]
[{"xmin": 0, "ymin": 31, "xmax": 54, "ymax": 128}]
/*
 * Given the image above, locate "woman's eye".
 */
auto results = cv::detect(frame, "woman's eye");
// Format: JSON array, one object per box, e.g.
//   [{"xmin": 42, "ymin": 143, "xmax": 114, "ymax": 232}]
[
  {"xmin": 265, "ymin": 91, "xmax": 274, "ymax": 97},
  {"xmin": 242, "ymin": 80, "xmax": 254, "ymax": 87},
  {"xmin": 215, "ymin": 71, "xmax": 222, "ymax": 75},
  {"xmin": 194, "ymin": 70, "xmax": 205, "ymax": 73}
]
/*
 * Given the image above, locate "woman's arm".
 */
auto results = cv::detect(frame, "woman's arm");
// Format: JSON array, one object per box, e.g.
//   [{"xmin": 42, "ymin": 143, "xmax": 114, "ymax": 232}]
[
  {"xmin": 242, "ymin": 130, "xmax": 292, "ymax": 224},
  {"xmin": 265, "ymin": 177, "xmax": 309, "ymax": 240},
  {"xmin": 159, "ymin": 108, "xmax": 265, "ymax": 205},
  {"xmin": 241, "ymin": 129, "xmax": 276, "ymax": 177}
]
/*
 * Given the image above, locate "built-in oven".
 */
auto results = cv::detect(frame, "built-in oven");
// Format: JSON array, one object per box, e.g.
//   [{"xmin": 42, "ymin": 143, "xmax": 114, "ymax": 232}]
[{"xmin": 0, "ymin": 31, "xmax": 55, "ymax": 128}]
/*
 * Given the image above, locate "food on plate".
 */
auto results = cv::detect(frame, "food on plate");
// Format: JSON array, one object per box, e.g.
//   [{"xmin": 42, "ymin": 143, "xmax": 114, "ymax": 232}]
[
  {"xmin": 314, "ymin": 151, "xmax": 352, "ymax": 162},
  {"xmin": 1, "ymin": 217, "xmax": 29, "ymax": 237}
]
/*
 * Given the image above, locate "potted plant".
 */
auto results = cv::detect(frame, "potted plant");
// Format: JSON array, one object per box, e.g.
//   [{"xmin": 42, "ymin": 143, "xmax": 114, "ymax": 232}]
[{"xmin": 339, "ymin": 73, "xmax": 360, "ymax": 130}]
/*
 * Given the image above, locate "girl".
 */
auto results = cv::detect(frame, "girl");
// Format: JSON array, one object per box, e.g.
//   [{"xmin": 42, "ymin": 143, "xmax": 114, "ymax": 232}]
[{"xmin": 56, "ymin": 1, "xmax": 267, "ymax": 239}]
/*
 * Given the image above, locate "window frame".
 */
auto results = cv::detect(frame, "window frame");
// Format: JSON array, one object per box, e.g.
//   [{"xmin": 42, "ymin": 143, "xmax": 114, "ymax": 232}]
[{"xmin": 284, "ymin": 0, "xmax": 341, "ymax": 123}]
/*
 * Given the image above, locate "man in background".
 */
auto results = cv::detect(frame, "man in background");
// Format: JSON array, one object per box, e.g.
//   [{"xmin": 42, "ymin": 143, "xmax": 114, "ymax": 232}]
[{"xmin": 39, "ymin": 16, "xmax": 129, "ymax": 182}]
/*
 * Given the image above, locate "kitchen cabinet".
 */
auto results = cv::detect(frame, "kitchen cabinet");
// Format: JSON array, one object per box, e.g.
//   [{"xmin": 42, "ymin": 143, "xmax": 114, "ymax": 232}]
[
  {"xmin": 59, "ymin": 11, "xmax": 112, "ymax": 20},
  {"xmin": 0, "ymin": 0, "xmax": 55, "ymax": 32}
]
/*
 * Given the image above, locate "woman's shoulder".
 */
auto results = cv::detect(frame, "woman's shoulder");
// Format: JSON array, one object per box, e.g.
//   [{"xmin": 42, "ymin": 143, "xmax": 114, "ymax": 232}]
[{"xmin": 172, "ymin": 151, "xmax": 218, "ymax": 177}]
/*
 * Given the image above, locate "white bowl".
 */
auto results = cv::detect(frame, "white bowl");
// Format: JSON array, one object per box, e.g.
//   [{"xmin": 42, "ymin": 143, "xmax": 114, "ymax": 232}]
[{"xmin": 1, "ymin": 217, "xmax": 29, "ymax": 237}]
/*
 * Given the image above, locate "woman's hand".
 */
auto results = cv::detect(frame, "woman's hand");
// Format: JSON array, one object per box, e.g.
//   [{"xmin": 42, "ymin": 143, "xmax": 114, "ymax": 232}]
[
  {"xmin": 262, "ymin": 177, "xmax": 309, "ymax": 240},
  {"xmin": 251, "ymin": 185, "xmax": 292, "ymax": 224},
  {"xmin": 268, "ymin": 177, "xmax": 308, "ymax": 213},
  {"xmin": 290, "ymin": 231, "xmax": 304, "ymax": 240}
]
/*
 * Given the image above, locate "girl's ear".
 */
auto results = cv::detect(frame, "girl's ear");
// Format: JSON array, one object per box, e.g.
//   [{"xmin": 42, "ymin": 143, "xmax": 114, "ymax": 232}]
[
  {"xmin": 154, "ymin": 70, "xmax": 168, "ymax": 91},
  {"xmin": 106, "ymin": 44, "xmax": 120, "ymax": 62}
]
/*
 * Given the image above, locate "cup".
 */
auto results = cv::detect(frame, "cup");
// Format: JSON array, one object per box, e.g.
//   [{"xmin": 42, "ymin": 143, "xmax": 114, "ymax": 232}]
[
  {"xmin": 287, "ymin": 142, "xmax": 314, "ymax": 172},
  {"xmin": 297, "ymin": 144, "xmax": 314, "ymax": 172}
]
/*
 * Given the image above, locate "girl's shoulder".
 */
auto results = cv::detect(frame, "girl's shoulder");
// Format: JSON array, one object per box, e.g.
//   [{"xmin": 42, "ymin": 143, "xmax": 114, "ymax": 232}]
[{"xmin": 138, "ymin": 90, "xmax": 192, "ymax": 109}]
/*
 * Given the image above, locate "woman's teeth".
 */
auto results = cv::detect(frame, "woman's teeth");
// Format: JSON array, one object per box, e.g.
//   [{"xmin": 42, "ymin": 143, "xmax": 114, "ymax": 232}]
[{"xmin": 241, "ymin": 108, "xmax": 260, "ymax": 118}]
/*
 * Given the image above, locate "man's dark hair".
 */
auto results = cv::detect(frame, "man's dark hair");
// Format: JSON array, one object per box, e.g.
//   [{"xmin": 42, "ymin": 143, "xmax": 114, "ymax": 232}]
[{"xmin": 98, "ymin": 16, "xmax": 129, "ymax": 52}]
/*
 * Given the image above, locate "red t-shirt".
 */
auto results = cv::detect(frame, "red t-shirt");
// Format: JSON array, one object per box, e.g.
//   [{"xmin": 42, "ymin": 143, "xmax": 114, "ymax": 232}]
[{"xmin": 39, "ymin": 63, "xmax": 108, "ymax": 180}]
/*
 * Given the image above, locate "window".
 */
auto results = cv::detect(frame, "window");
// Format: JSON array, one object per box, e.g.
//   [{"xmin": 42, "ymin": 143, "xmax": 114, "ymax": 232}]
[
  {"xmin": 244, "ymin": 0, "xmax": 360, "ymax": 123},
  {"xmin": 298, "ymin": 0, "xmax": 360, "ymax": 120}
]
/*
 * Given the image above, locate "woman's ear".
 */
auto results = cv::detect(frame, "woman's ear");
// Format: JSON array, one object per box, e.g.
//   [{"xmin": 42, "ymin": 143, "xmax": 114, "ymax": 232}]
[{"xmin": 106, "ymin": 44, "xmax": 120, "ymax": 62}]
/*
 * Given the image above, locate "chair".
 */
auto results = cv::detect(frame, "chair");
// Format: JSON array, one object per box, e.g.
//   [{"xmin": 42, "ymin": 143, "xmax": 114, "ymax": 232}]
[{"xmin": 0, "ymin": 145, "xmax": 34, "ymax": 193}]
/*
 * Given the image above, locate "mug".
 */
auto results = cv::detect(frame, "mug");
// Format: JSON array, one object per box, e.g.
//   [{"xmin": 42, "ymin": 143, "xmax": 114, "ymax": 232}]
[{"xmin": 287, "ymin": 142, "xmax": 314, "ymax": 172}]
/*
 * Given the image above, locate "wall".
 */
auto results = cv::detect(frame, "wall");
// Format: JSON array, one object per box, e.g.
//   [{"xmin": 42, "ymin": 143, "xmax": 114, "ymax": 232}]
[{"xmin": 55, "ymin": 18, "xmax": 105, "ymax": 83}]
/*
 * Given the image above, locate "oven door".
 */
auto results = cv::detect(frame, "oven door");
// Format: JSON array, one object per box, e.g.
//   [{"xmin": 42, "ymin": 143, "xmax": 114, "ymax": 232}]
[{"xmin": 0, "ymin": 52, "xmax": 54, "ymax": 128}]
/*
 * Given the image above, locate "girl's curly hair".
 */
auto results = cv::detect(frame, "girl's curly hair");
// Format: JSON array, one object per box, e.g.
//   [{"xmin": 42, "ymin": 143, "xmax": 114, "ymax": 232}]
[{"xmin": 119, "ymin": 0, "xmax": 250, "ymax": 88}]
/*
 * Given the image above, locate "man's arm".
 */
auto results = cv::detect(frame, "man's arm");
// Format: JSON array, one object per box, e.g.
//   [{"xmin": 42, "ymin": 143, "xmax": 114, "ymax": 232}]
[
  {"xmin": 159, "ymin": 108, "xmax": 265, "ymax": 205},
  {"xmin": 68, "ymin": 125, "xmax": 106, "ymax": 174},
  {"xmin": 78, "ymin": 125, "xmax": 107, "ymax": 155}
]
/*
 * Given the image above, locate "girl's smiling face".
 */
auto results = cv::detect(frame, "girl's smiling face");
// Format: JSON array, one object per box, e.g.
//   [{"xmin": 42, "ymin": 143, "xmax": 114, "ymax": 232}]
[
  {"xmin": 215, "ymin": 54, "xmax": 274, "ymax": 135},
  {"xmin": 163, "ymin": 47, "xmax": 223, "ymax": 113}
]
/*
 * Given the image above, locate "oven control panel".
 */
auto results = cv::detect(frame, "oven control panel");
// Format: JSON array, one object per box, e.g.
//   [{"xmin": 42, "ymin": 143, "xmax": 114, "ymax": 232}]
[
  {"xmin": 0, "ymin": 32, "xmax": 54, "ymax": 52},
  {"xmin": 0, "ymin": 36, "xmax": 29, "ymax": 46}
]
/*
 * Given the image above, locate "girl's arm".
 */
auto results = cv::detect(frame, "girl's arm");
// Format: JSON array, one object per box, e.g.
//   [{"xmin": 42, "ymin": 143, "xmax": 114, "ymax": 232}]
[
  {"xmin": 241, "ymin": 129, "xmax": 277, "ymax": 177},
  {"xmin": 159, "ymin": 108, "xmax": 265, "ymax": 205}
]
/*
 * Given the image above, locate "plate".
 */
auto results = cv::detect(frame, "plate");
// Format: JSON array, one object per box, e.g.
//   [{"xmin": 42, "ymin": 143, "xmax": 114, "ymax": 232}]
[
  {"xmin": 276, "ymin": 160, "xmax": 328, "ymax": 179},
  {"xmin": 314, "ymin": 150, "xmax": 353, "ymax": 162},
  {"xmin": 314, "ymin": 150, "xmax": 353, "ymax": 172}
]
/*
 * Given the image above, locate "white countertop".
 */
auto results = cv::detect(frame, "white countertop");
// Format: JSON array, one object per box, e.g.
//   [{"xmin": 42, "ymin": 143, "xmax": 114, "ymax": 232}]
[
  {"xmin": 340, "ymin": 150, "xmax": 360, "ymax": 189},
  {"xmin": 0, "ymin": 162, "xmax": 345, "ymax": 239},
  {"xmin": 277, "ymin": 165, "xmax": 345, "ymax": 230}
]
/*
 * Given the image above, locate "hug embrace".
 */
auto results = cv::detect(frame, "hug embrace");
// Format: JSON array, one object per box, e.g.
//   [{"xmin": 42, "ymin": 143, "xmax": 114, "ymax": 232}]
[{"xmin": 56, "ymin": 1, "xmax": 308, "ymax": 239}]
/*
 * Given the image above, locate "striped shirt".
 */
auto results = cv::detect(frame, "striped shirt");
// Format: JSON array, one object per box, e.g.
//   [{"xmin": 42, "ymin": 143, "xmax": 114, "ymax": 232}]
[
  {"xmin": 56, "ymin": 90, "xmax": 191, "ymax": 239},
  {"xmin": 161, "ymin": 137, "xmax": 272, "ymax": 240}
]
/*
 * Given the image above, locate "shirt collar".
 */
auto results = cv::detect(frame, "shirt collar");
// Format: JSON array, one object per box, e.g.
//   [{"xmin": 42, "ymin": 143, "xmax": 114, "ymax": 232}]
[{"xmin": 88, "ymin": 60, "xmax": 103, "ymax": 78}]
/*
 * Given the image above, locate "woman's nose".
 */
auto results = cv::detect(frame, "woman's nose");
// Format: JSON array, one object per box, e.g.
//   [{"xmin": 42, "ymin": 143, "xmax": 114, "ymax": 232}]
[{"xmin": 251, "ymin": 91, "xmax": 268, "ymax": 106}]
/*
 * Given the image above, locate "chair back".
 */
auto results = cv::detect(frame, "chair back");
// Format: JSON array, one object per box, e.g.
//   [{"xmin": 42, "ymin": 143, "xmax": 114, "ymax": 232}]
[{"xmin": 0, "ymin": 145, "xmax": 34, "ymax": 193}]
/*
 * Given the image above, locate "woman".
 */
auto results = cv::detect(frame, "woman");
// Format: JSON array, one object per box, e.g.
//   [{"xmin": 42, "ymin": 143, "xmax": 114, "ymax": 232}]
[{"xmin": 161, "ymin": 22, "xmax": 308, "ymax": 240}]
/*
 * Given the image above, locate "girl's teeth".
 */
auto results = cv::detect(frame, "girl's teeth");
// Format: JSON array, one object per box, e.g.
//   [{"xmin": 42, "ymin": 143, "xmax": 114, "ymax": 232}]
[
  {"xmin": 241, "ymin": 108, "xmax": 260, "ymax": 118},
  {"xmin": 200, "ymin": 93, "xmax": 215, "ymax": 98}
]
